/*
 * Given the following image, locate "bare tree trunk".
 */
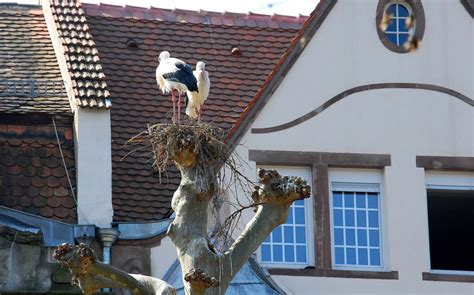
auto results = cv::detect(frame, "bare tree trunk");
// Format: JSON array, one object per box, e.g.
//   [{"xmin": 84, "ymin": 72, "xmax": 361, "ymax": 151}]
[
  {"xmin": 54, "ymin": 124, "xmax": 310, "ymax": 295},
  {"xmin": 166, "ymin": 126, "xmax": 311, "ymax": 295}
]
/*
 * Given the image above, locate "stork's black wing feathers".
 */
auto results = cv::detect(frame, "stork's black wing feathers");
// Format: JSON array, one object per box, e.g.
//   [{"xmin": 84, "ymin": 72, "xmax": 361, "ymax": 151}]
[{"xmin": 162, "ymin": 62, "xmax": 198, "ymax": 92}]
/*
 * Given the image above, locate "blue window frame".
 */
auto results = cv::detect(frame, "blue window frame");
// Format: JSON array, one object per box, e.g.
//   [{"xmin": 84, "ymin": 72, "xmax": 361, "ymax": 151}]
[
  {"xmin": 258, "ymin": 166, "xmax": 313, "ymax": 268},
  {"xmin": 385, "ymin": 3, "xmax": 411, "ymax": 46},
  {"xmin": 261, "ymin": 199, "xmax": 311, "ymax": 267},
  {"xmin": 331, "ymin": 183, "xmax": 383, "ymax": 269}
]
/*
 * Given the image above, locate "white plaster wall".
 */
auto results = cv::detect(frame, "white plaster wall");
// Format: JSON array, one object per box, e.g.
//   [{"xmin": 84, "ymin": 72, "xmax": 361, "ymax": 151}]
[
  {"xmin": 151, "ymin": 237, "xmax": 178, "ymax": 279},
  {"xmin": 74, "ymin": 108, "xmax": 113, "ymax": 228},
  {"xmin": 254, "ymin": 0, "xmax": 473, "ymax": 129},
  {"xmin": 228, "ymin": 0, "xmax": 473, "ymax": 293}
]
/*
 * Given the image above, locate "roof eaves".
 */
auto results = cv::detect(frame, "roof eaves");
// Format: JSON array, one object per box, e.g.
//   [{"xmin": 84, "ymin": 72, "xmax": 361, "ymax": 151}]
[
  {"xmin": 460, "ymin": 0, "xmax": 474, "ymax": 17},
  {"xmin": 226, "ymin": 0, "xmax": 337, "ymax": 148},
  {"xmin": 41, "ymin": 0, "xmax": 111, "ymax": 111}
]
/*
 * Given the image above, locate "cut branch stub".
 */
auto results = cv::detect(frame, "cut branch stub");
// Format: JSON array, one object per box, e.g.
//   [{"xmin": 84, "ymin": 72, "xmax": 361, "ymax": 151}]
[
  {"xmin": 255, "ymin": 168, "xmax": 311, "ymax": 206},
  {"xmin": 53, "ymin": 243, "xmax": 155, "ymax": 295},
  {"xmin": 53, "ymin": 243, "xmax": 96, "ymax": 287},
  {"xmin": 184, "ymin": 268, "xmax": 219, "ymax": 289}
]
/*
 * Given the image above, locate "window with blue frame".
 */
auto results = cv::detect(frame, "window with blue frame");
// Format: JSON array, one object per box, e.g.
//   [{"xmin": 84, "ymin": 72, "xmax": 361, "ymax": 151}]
[
  {"xmin": 384, "ymin": 2, "xmax": 412, "ymax": 46},
  {"xmin": 261, "ymin": 199, "xmax": 311, "ymax": 267},
  {"xmin": 258, "ymin": 166, "xmax": 313, "ymax": 268},
  {"xmin": 331, "ymin": 183, "xmax": 383, "ymax": 269}
]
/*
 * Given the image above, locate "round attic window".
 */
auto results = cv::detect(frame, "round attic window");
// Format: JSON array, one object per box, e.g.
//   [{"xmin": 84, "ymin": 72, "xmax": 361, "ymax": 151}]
[{"xmin": 376, "ymin": 0, "xmax": 425, "ymax": 53}]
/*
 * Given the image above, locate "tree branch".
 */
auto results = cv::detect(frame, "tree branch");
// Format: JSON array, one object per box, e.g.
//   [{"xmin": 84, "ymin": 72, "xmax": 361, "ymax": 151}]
[
  {"xmin": 54, "ymin": 243, "xmax": 176, "ymax": 295},
  {"xmin": 226, "ymin": 169, "xmax": 311, "ymax": 276}
]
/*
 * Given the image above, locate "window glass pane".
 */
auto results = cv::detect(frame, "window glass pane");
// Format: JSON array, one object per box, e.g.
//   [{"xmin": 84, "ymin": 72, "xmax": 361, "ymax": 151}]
[
  {"xmin": 368, "ymin": 211, "xmax": 379, "ymax": 227},
  {"xmin": 346, "ymin": 229, "xmax": 356, "ymax": 246},
  {"xmin": 367, "ymin": 194, "xmax": 378, "ymax": 209},
  {"xmin": 386, "ymin": 33, "xmax": 397, "ymax": 45},
  {"xmin": 386, "ymin": 17, "xmax": 396, "ymax": 32},
  {"xmin": 294, "ymin": 199, "xmax": 304, "ymax": 206},
  {"xmin": 356, "ymin": 193, "xmax": 366, "ymax": 208},
  {"xmin": 273, "ymin": 245, "xmax": 283, "ymax": 262},
  {"xmin": 344, "ymin": 192, "xmax": 354, "ymax": 208},
  {"xmin": 331, "ymin": 185, "xmax": 382, "ymax": 269},
  {"xmin": 334, "ymin": 228, "xmax": 344, "ymax": 245},
  {"xmin": 357, "ymin": 229, "xmax": 368, "ymax": 246},
  {"xmin": 356, "ymin": 210, "xmax": 367, "ymax": 227},
  {"xmin": 369, "ymin": 229, "xmax": 380, "ymax": 247},
  {"xmin": 333, "ymin": 192, "xmax": 343, "ymax": 207},
  {"xmin": 284, "ymin": 245, "xmax": 295, "ymax": 262},
  {"xmin": 398, "ymin": 33, "xmax": 409, "ymax": 45},
  {"xmin": 283, "ymin": 226, "xmax": 294, "ymax": 243},
  {"xmin": 345, "ymin": 210, "xmax": 355, "ymax": 227},
  {"xmin": 273, "ymin": 227, "xmax": 282, "ymax": 243},
  {"xmin": 257, "ymin": 166, "xmax": 311, "ymax": 267},
  {"xmin": 398, "ymin": 19, "xmax": 409, "ymax": 32},
  {"xmin": 295, "ymin": 226, "xmax": 306, "ymax": 243},
  {"xmin": 397, "ymin": 4, "xmax": 409, "ymax": 17},
  {"xmin": 346, "ymin": 248, "xmax": 356, "ymax": 265},
  {"xmin": 387, "ymin": 4, "xmax": 397, "ymax": 15},
  {"xmin": 335, "ymin": 247, "xmax": 345, "ymax": 264},
  {"xmin": 296, "ymin": 245, "xmax": 307, "ymax": 262},
  {"xmin": 358, "ymin": 248, "xmax": 369, "ymax": 265},
  {"xmin": 334, "ymin": 209, "xmax": 343, "ymax": 226},
  {"xmin": 370, "ymin": 249, "xmax": 381, "ymax": 266},
  {"xmin": 261, "ymin": 245, "xmax": 271, "ymax": 261},
  {"xmin": 295, "ymin": 207, "xmax": 305, "ymax": 224}
]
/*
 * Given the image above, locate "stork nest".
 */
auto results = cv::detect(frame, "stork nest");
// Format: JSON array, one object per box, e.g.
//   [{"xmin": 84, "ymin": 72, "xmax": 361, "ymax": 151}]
[
  {"xmin": 127, "ymin": 121, "xmax": 256, "ymax": 250},
  {"xmin": 128, "ymin": 121, "xmax": 229, "ymax": 177}
]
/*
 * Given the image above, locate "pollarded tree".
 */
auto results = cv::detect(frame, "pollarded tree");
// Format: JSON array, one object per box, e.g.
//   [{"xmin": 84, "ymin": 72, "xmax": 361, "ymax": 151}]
[{"xmin": 54, "ymin": 123, "xmax": 311, "ymax": 295}]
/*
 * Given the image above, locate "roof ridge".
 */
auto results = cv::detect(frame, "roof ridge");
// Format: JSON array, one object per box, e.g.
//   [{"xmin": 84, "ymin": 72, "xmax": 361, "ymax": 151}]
[
  {"xmin": 0, "ymin": 2, "xmax": 42, "ymax": 14},
  {"xmin": 82, "ymin": 3, "xmax": 309, "ymax": 29},
  {"xmin": 0, "ymin": 2, "xmax": 41, "ymax": 9}
]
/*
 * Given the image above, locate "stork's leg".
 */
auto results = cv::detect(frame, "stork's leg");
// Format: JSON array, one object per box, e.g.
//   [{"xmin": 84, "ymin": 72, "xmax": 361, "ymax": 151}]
[
  {"xmin": 198, "ymin": 105, "xmax": 203, "ymax": 123},
  {"xmin": 172, "ymin": 89, "xmax": 176, "ymax": 123},
  {"xmin": 177, "ymin": 94, "xmax": 181, "ymax": 123},
  {"xmin": 196, "ymin": 106, "xmax": 201, "ymax": 123}
]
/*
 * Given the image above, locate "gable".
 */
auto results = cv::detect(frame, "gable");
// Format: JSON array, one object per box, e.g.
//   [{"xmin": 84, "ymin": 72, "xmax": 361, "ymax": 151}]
[
  {"xmin": 236, "ymin": 0, "xmax": 472, "ymax": 157},
  {"xmin": 231, "ymin": 0, "xmax": 473, "ymax": 149}
]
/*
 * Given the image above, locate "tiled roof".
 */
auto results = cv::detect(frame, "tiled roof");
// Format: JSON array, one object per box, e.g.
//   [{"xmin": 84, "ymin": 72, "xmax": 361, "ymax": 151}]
[
  {"xmin": 0, "ymin": 122, "xmax": 77, "ymax": 224},
  {"xmin": 43, "ymin": 0, "xmax": 111, "ymax": 109},
  {"xmin": 82, "ymin": 5, "xmax": 304, "ymax": 221},
  {"xmin": 0, "ymin": 4, "xmax": 70, "ymax": 114}
]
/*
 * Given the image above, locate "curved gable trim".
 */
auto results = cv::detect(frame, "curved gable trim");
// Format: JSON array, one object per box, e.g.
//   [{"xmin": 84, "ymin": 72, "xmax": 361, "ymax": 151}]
[{"xmin": 251, "ymin": 82, "xmax": 473, "ymax": 134}]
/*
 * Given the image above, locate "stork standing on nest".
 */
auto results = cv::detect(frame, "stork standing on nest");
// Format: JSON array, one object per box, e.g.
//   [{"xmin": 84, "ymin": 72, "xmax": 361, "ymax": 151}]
[
  {"xmin": 156, "ymin": 51, "xmax": 198, "ymax": 123},
  {"xmin": 186, "ymin": 61, "xmax": 210, "ymax": 122}
]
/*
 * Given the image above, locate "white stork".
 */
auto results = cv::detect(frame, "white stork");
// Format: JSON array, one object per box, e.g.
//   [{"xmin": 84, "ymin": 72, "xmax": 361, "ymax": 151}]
[
  {"xmin": 156, "ymin": 51, "xmax": 198, "ymax": 123},
  {"xmin": 186, "ymin": 61, "xmax": 210, "ymax": 121}
]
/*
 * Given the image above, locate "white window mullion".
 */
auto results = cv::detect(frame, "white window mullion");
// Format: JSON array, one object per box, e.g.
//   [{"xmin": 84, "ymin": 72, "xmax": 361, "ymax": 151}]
[
  {"xmin": 342, "ymin": 192, "xmax": 347, "ymax": 264},
  {"xmin": 366, "ymin": 192, "xmax": 371, "ymax": 266}
]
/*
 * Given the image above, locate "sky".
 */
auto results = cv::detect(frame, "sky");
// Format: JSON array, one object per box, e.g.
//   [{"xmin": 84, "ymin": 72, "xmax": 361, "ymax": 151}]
[{"xmin": 6, "ymin": 0, "xmax": 319, "ymax": 16}]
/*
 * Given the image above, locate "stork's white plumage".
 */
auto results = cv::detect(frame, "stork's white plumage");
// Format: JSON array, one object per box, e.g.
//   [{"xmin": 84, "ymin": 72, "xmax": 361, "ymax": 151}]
[
  {"xmin": 186, "ymin": 61, "xmax": 210, "ymax": 121},
  {"xmin": 156, "ymin": 51, "xmax": 198, "ymax": 123}
]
